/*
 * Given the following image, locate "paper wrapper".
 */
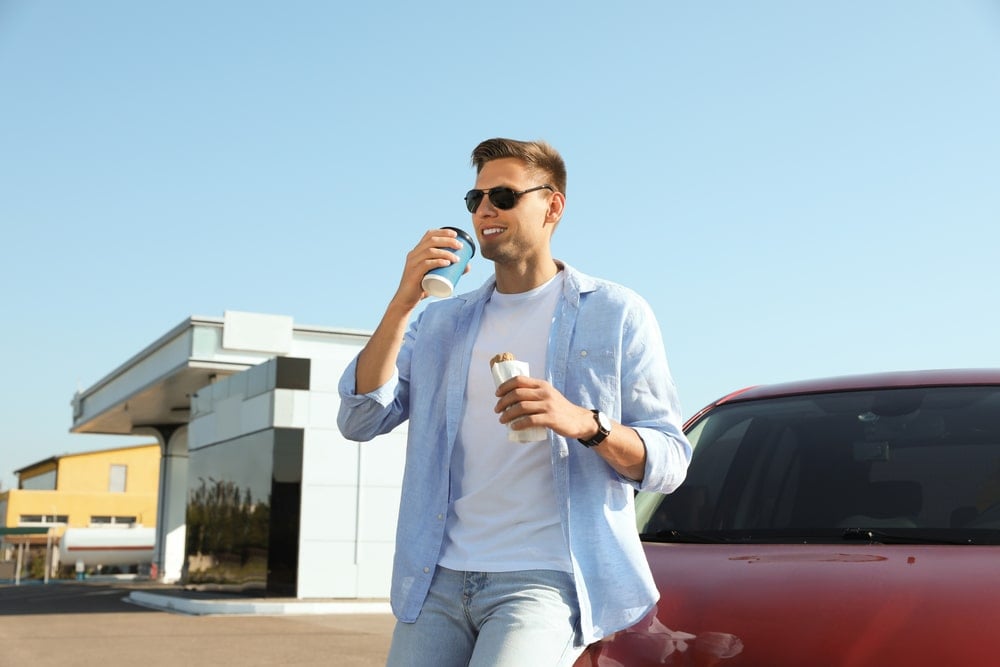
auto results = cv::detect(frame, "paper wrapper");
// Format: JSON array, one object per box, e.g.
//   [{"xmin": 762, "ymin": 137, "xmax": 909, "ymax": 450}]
[{"xmin": 490, "ymin": 359, "xmax": 548, "ymax": 443}]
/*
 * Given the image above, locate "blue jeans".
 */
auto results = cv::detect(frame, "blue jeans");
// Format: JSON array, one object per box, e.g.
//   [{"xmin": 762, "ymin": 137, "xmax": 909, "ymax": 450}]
[{"xmin": 386, "ymin": 566, "xmax": 584, "ymax": 667}]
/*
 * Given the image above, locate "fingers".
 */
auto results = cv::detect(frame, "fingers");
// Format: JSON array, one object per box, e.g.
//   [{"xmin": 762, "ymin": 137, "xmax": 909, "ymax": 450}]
[
  {"xmin": 413, "ymin": 229, "xmax": 468, "ymax": 277},
  {"xmin": 494, "ymin": 378, "xmax": 590, "ymax": 439},
  {"xmin": 414, "ymin": 228, "xmax": 462, "ymax": 266},
  {"xmin": 393, "ymin": 229, "xmax": 467, "ymax": 306},
  {"xmin": 423, "ymin": 227, "xmax": 465, "ymax": 256},
  {"xmin": 494, "ymin": 377, "xmax": 548, "ymax": 421},
  {"xmin": 494, "ymin": 375, "xmax": 536, "ymax": 401}
]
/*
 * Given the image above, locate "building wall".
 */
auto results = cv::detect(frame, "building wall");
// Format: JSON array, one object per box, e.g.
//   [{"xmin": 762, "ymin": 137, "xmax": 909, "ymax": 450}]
[
  {"xmin": 188, "ymin": 354, "xmax": 406, "ymax": 599},
  {"xmin": 185, "ymin": 427, "xmax": 301, "ymax": 595},
  {"xmin": 296, "ymin": 371, "xmax": 406, "ymax": 599},
  {"xmin": 4, "ymin": 489, "xmax": 158, "ymax": 529},
  {"xmin": 3, "ymin": 444, "xmax": 159, "ymax": 533},
  {"xmin": 55, "ymin": 445, "xmax": 160, "ymax": 496}
]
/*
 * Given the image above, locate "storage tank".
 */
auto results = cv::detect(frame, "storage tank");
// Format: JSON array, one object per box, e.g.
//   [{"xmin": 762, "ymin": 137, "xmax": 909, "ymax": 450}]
[{"xmin": 60, "ymin": 527, "xmax": 155, "ymax": 568}]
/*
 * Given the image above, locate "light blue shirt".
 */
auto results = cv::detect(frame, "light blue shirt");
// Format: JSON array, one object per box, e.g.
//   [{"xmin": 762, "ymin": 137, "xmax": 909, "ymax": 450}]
[{"xmin": 337, "ymin": 262, "xmax": 691, "ymax": 644}]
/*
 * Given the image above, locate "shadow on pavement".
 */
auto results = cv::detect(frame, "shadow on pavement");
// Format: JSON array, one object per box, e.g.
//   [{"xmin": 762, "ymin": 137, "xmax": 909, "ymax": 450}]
[{"xmin": 0, "ymin": 581, "xmax": 163, "ymax": 616}]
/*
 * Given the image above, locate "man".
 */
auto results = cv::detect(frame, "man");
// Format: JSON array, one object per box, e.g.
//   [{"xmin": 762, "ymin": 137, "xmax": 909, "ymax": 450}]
[{"xmin": 338, "ymin": 138, "xmax": 691, "ymax": 666}]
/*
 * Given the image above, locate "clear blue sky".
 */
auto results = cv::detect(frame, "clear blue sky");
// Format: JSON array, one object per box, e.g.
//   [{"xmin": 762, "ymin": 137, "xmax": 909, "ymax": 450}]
[{"xmin": 2, "ymin": 1, "xmax": 999, "ymax": 490}]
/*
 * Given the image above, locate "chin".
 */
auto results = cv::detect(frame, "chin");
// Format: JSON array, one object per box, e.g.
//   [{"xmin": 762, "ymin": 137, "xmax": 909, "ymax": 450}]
[{"xmin": 479, "ymin": 246, "xmax": 504, "ymax": 263}]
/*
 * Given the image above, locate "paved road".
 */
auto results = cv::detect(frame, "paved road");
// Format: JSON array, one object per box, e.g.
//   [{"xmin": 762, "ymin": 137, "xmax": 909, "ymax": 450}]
[{"xmin": 0, "ymin": 581, "xmax": 394, "ymax": 667}]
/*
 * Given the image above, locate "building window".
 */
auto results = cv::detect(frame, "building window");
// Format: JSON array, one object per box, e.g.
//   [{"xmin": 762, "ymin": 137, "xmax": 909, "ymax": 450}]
[
  {"xmin": 19, "ymin": 514, "xmax": 68, "ymax": 525},
  {"xmin": 109, "ymin": 464, "xmax": 127, "ymax": 492},
  {"xmin": 20, "ymin": 470, "xmax": 57, "ymax": 490},
  {"xmin": 90, "ymin": 515, "xmax": 138, "ymax": 526}
]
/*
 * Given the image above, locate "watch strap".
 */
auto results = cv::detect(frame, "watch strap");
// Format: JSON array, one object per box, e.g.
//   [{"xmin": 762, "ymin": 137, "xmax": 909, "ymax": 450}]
[{"xmin": 578, "ymin": 409, "xmax": 611, "ymax": 448}]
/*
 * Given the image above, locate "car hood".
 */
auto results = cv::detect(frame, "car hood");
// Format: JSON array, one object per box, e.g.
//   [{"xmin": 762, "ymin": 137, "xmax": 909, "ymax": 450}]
[{"xmin": 580, "ymin": 542, "xmax": 999, "ymax": 667}]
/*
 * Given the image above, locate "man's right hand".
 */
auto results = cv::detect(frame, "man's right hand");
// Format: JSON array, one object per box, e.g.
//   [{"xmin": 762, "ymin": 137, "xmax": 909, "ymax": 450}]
[
  {"xmin": 390, "ymin": 228, "xmax": 469, "ymax": 311},
  {"xmin": 355, "ymin": 228, "xmax": 469, "ymax": 395}
]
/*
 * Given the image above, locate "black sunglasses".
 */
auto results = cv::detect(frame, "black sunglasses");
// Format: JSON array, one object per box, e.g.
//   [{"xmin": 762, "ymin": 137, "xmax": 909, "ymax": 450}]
[{"xmin": 464, "ymin": 184, "xmax": 553, "ymax": 213}]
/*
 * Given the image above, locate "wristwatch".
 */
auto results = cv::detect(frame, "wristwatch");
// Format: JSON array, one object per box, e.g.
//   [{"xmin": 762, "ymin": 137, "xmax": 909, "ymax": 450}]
[{"xmin": 579, "ymin": 410, "xmax": 612, "ymax": 448}]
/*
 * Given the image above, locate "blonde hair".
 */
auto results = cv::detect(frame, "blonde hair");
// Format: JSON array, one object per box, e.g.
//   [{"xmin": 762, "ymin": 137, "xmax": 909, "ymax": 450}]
[{"xmin": 471, "ymin": 138, "xmax": 567, "ymax": 196}]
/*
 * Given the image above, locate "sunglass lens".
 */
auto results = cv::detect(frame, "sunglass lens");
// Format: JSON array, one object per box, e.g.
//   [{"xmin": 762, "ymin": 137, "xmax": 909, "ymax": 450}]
[
  {"xmin": 465, "ymin": 190, "xmax": 484, "ymax": 213},
  {"xmin": 489, "ymin": 187, "xmax": 517, "ymax": 210}
]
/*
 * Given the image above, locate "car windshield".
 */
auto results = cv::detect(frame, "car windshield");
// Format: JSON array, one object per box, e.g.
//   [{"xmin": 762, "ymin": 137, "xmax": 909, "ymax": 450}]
[{"xmin": 637, "ymin": 385, "xmax": 1000, "ymax": 545}]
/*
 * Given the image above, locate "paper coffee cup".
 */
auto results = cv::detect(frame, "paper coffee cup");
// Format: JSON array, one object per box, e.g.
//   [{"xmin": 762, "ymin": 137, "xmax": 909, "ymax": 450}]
[{"xmin": 421, "ymin": 227, "xmax": 476, "ymax": 298}]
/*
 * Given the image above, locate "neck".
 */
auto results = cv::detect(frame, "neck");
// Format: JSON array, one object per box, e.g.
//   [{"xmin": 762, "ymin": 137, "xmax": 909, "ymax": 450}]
[{"xmin": 493, "ymin": 257, "xmax": 560, "ymax": 294}]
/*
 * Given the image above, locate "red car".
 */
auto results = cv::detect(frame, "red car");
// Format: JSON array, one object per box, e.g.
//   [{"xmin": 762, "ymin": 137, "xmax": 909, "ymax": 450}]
[{"xmin": 576, "ymin": 369, "xmax": 1000, "ymax": 667}]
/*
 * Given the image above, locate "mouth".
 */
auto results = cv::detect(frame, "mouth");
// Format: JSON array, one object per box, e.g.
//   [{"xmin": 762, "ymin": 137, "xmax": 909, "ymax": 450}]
[{"xmin": 481, "ymin": 226, "xmax": 505, "ymax": 238}]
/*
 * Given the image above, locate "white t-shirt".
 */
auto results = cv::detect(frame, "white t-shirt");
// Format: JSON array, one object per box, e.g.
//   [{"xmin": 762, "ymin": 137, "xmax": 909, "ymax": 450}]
[{"xmin": 437, "ymin": 272, "xmax": 571, "ymax": 572}]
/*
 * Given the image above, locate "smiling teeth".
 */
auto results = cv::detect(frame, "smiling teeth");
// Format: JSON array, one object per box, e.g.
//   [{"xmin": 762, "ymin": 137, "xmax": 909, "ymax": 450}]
[{"xmin": 483, "ymin": 228, "xmax": 504, "ymax": 236}]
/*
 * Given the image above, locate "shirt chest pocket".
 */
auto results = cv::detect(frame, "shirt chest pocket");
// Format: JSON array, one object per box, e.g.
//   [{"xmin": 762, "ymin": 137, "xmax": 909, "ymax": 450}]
[{"xmin": 567, "ymin": 347, "xmax": 619, "ymax": 404}]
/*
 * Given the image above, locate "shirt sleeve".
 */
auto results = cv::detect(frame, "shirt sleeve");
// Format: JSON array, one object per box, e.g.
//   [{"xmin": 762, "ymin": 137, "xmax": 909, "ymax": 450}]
[
  {"xmin": 336, "ymin": 317, "xmax": 418, "ymax": 442},
  {"xmin": 619, "ymin": 295, "xmax": 692, "ymax": 494}
]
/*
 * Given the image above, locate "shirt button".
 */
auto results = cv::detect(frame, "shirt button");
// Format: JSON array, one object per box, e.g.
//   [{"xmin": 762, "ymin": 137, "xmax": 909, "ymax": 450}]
[
  {"xmin": 423, "ymin": 567, "xmax": 430, "ymax": 574},
  {"xmin": 436, "ymin": 513, "xmax": 444, "ymax": 520},
  {"xmin": 580, "ymin": 350, "xmax": 588, "ymax": 357}
]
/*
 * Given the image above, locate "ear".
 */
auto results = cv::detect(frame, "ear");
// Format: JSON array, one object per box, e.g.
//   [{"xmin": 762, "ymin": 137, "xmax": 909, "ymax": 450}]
[{"xmin": 544, "ymin": 191, "xmax": 565, "ymax": 225}]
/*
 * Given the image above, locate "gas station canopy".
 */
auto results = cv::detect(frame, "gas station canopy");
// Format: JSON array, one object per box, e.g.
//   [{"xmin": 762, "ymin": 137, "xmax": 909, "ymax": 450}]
[{"xmin": 71, "ymin": 311, "xmax": 368, "ymax": 437}]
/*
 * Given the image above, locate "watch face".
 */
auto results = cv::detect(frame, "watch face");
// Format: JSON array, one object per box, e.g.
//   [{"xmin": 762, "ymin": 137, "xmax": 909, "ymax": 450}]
[{"xmin": 597, "ymin": 411, "xmax": 612, "ymax": 433}]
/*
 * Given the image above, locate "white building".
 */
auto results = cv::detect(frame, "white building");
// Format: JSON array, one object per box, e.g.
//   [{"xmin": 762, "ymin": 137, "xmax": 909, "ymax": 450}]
[{"xmin": 71, "ymin": 311, "xmax": 405, "ymax": 598}]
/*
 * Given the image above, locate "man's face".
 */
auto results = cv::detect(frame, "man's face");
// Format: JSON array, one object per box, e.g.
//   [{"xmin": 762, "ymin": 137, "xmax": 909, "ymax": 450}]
[{"xmin": 470, "ymin": 157, "xmax": 557, "ymax": 266}]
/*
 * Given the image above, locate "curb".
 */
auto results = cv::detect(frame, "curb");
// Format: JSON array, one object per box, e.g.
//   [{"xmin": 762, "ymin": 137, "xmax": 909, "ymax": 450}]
[{"xmin": 127, "ymin": 590, "xmax": 392, "ymax": 616}]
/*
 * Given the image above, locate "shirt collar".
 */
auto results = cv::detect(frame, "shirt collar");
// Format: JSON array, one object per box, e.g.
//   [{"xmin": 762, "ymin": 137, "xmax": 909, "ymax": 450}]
[{"xmin": 455, "ymin": 260, "xmax": 599, "ymax": 308}]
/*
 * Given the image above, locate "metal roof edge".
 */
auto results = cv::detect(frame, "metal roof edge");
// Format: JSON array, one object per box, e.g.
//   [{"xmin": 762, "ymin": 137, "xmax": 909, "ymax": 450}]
[
  {"xmin": 75, "ymin": 316, "xmax": 370, "ymax": 402},
  {"xmin": 74, "ymin": 316, "xmax": 224, "ymax": 401},
  {"xmin": 69, "ymin": 357, "xmax": 255, "ymax": 435},
  {"xmin": 292, "ymin": 322, "xmax": 373, "ymax": 338},
  {"xmin": 13, "ymin": 456, "xmax": 59, "ymax": 475}
]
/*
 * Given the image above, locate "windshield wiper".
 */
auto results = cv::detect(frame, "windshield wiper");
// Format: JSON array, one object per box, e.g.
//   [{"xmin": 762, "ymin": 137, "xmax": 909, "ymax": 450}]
[
  {"xmin": 640, "ymin": 529, "xmax": 732, "ymax": 543},
  {"xmin": 840, "ymin": 527, "xmax": 972, "ymax": 545}
]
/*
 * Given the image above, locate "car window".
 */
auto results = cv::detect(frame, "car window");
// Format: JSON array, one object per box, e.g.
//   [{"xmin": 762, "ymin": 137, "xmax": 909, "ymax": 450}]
[{"xmin": 637, "ymin": 385, "xmax": 1000, "ymax": 544}]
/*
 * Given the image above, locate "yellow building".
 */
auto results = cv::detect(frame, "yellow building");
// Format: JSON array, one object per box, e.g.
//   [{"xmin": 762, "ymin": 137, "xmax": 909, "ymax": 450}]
[{"xmin": 0, "ymin": 442, "xmax": 160, "ymax": 554}]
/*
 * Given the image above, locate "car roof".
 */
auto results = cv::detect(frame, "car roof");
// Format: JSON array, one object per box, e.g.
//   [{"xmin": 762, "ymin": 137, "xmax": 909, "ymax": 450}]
[{"xmin": 689, "ymin": 368, "xmax": 1000, "ymax": 425}]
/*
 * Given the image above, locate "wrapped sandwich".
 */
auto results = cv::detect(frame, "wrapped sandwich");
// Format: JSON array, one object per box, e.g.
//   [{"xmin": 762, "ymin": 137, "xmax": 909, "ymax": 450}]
[{"xmin": 489, "ymin": 352, "xmax": 548, "ymax": 443}]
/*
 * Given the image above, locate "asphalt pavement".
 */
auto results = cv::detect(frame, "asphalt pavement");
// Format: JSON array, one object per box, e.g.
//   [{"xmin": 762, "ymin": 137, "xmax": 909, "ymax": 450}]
[{"xmin": 0, "ymin": 580, "xmax": 395, "ymax": 667}]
